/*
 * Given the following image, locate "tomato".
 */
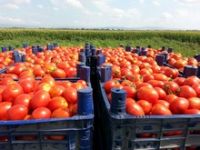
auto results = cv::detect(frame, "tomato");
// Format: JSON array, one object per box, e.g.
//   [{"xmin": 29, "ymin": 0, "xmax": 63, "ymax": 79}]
[
  {"xmin": 72, "ymin": 82, "xmax": 85, "ymax": 90},
  {"xmin": 0, "ymin": 102, "xmax": 12, "ymax": 120},
  {"xmin": 164, "ymin": 81, "xmax": 179, "ymax": 94},
  {"xmin": 51, "ymin": 108, "xmax": 70, "ymax": 118},
  {"xmin": 62, "ymin": 87, "xmax": 77, "ymax": 103},
  {"xmin": 48, "ymin": 96, "xmax": 68, "ymax": 111},
  {"xmin": 122, "ymin": 86, "xmax": 136, "ymax": 98},
  {"xmin": 165, "ymin": 94, "xmax": 178, "ymax": 104},
  {"xmin": 8, "ymin": 104, "xmax": 28, "ymax": 120},
  {"xmin": 126, "ymin": 100, "xmax": 144, "ymax": 116},
  {"xmin": 30, "ymin": 90, "xmax": 50, "ymax": 109},
  {"xmin": 137, "ymin": 100, "xmax": 152, "ymax": 115},
  {"xmin": 170, "ymin": 97, "xmax": 189, "ymax": 114},
  {"xmin": 185, "ymin": 109, "xmax": 200, "ymax": 114},
  {"xmin": 77, "ymin": 80, "xmax": 87, "ymax": 88},
  {"xmin": 36, "ymin": 82, "xmax": 52, "ymax": 92},
  {"xmin": 14, "ymin": 94, "xmax": 32, "ymax": 108},
  {"xmin": 2, "ymin": 83, "xmax": 24, "ymax": 102},
  {"xmin": 192, "ymin": 84, "xmax": 200, "ymax": 97},
  {"xmin": 179, "ymin": 86, "xmax": 197, "ymax": 98},
  {"xmin": 151, "ymin": 104, "xmax": 172, "ymax": 115},
  {"xmin": 41, "ymin": 76, "xmax": 55, "ymax": 87},
  {"xmin": 32, "ymin": 107, "xmax": 51, "ymax": 119},
  {"xmin": 188, "ymin": 97, "xmax": 200, "ymax": 109},
  {"xmin": 156, "ymin": 100, "xmax": 170, "ymax": 108},
  {"xmin": 19, "ymin": 79, "xmax": 35, "ymax": 93},
  {"xmin": 136, "ymin": 83, "xmax": 152, "ymax": 89},
  {"xmin": 51, "ymin": 68, "xmax": 66, "ymax": 78},
  {"xmin": 155, "ymin": 87, "xmax": 167, "ymax": 100},
  {"xmin": 148, "ymin": 80, "xmax": 164, "ymax": 88},
  {"xmin": 153, "ymin": 73, "xmax": 169, "ymax": 81},
  {"xmin": 49, "ymin": 85, "xmax": 65, "ymax": 97},
  {"xmin": 184, "ymin": 76, "xmax": 200, "ymax": 87},
  {"xmin": 137, "ymin": 87, "xmax": 159, "ymax": 104},
  {"xmin": 104, "ymin": 80, "xmax": 120, "ymax": 93},
  {"xmin": 174, "ymin": 77, "xmax": 186, "ymax": 86}
]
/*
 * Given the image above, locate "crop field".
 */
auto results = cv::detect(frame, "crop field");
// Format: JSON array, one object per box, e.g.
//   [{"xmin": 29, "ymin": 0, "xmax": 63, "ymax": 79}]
[{"xmin": 0, "ymin": 29, "xmax": 199, "ymax": 56}]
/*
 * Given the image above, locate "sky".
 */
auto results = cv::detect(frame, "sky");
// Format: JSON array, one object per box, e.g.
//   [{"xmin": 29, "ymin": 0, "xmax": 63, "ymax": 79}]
[{"xmin": 0, "ymin": 0, "xmax": 200, "ymax": 29}]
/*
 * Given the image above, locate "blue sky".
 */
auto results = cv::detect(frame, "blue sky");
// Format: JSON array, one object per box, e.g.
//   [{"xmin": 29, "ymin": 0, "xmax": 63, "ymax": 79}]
[{"xmin": 0, "ymin": 0, "xmax": 200, "ymax": 29}]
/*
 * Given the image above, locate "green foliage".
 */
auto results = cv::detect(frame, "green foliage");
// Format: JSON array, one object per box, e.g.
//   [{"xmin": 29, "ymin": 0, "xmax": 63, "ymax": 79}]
[{"xmin": 0, "ymin": 29, "xmax": 199, "ymax": 56}]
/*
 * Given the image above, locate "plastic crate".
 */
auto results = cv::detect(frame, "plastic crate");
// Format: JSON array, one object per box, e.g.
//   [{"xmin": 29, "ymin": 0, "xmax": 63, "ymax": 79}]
[
  {"xmin": 0, "ymin": 79, "xmax": 94, "ymax": 150},
  {"xmin": 95, "ymin": 82, "xmax": 200, "ymax": 150}
]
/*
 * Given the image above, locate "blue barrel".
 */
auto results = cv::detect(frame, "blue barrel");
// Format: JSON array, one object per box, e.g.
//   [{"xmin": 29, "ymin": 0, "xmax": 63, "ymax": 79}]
[
  {"xmin": 1, "ymin": 47, "xmax": 7, "ymax": 52},
  {"xmin": 79, "ymin": 52, "xmax": 86, "ymax": 63},
  {"xmin": 13, "ymin": 51, "xmax": 21, "ymax": 62},
  {"xmin": 194, "ymin": 54, "xmax": 200, "ymax": 62},
  {"xmin": 22, "ymin": 43, "xmax": 28, "ymax": 48},
  {"xmin": 197, "ymin": 66, "xmax": 200, "ymax": 78},
  {"xmin": 91, "ymin": 48, "xmax": 96, "ymax": 56},
  {"xmin": 76, "ymin": 63, "xmax": 85, "ymax": 77},
  {"xmin": 100, "ymin": 65, "xmax": 112, "ymax": 82},
  {"xmin": 156, "ymin": 55, "xmax": 165, "ymax": 66},
  {"xmin": 85, "ymin": 48, "xmax": 91, "ymax": 57},
  {"xmin": 80, "ymin": 66, "xmax": 90, "ymax": 82},
  {"xmin": 125, "ymin": 45, "xmax": 131, "ymax": 52},
  {"xmin": 183, "ymin": 66, "xmax": 198, "ymax": 77},
  {"xmin": 38, "ymin": 47, "xmax": 43, "ymax": 52},
  {"xmin": 161, "ymin": 52, "xmax": 168, "ymax": 63},
  {"xmin": 167, "ymin": 47, "xmax": 173, "ymax": 53},
  {"xmin": 32, "ymin": 47, "xmax": 38, "ymax": 54},
  {"xmin": 97, "ymin": 54, "xmax": 106, "ymax": 66},
  {"xmin": 78, "ymin": 87, "xmax": 93, "ymax": 115},
  {"xmin": 21, "ymin": 54, "xmax": 26, "ymax": 62},
  {"xmin": 110, "ymin": 88, "xmax": 126, "ymax": 114},
  {"xmin": 90, "ymin": 44, "xmax": 94, "ymax": 50},
  {"xmin": 96, "ymin": 49, "xmax": 102, "ymax": 54},
  {"xmin": 133, "ymin": 48, "xmax": 140, "ymax": 54},
  {"xmin": 47, "ymin": 44, "xmax": 53, "ymax": 50}
]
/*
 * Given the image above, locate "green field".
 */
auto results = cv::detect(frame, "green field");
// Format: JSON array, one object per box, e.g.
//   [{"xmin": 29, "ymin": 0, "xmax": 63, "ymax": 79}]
[{"xmin": 0, "ymin": 29, "xmax": 200, "ymax": 56}]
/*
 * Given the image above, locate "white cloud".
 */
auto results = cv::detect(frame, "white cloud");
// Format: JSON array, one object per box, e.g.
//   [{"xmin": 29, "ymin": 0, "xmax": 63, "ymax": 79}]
[
  {"xmin": 0, "ymin": 16, "xmax": 24, "ymax": 24},
  {"xmin": 139, "ymin": 0, "xmax": 144, "ymax": 4},
  {"xmin": 3, "ymin": 3, "xmax": 19, "ymax": 9},
  {"xmin": 51, "ymin": 0, "xmax": 83, "ymax": 9},
  {"xmin": 162, "ymin": 12, "xmax": 173, "ymax": 19},
  {"xmin": 0, "ymin": 0, "xmax": 31, "ymax": 10}
]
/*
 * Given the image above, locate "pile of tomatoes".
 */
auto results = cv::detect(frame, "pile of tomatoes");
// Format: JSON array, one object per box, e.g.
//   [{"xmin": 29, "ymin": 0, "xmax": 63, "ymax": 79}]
[
  {"xmin": 102, "ymin": 48, "xmax": 200, "ymax": 116},
  {"xmin": 0, "ymin": 75, "xmax": 87, "ymax": 121},
  {"xmin": 0, "ymin": 46, "xmax": 81, "ymax": 79}
]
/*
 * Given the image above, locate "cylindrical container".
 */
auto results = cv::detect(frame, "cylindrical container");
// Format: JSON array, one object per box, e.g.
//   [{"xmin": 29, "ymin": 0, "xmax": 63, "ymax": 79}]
[
  {"xmin": 21, "ymin": 54, "xmax": 26, "ymax": 62},
  {"xmin": 96, "ymin": 49, "xmax": 102, "ymax": 54},
  {"xmin": 90, "ymin": 44, "xmax": 94, "ymax": 50},
  {"xmin": 91, "ymin": 48, "xmax": 96, "ymax": 56},
  {"xmin": 97, "ymin": 54, "xmax": 106, "ymax": 66},
  {"xmin": 167, "ymin": 47, "xmax": 173, "ymax": 53},
  {"xmin": 140, "ymin": 50, "xmax": 147, "ymax": 56},
  {"xmin": 22, "ymin": 43, "xmax": 28, "ymax": 48},
  {"xmin": 32, "ymin": 47, "xmax": 38, "ymax": 54},
  {"xmin": 80, "ymin": 66, "xmax": 90, "ymax": 82},
  {"xmin": 110, "ymin": 88, "xmax": 126, "ymax": 114},
  {"xmin": 125, "ymin": 45, "xmax": 131, "ymax": 52},
  {"xmin": 161, "ymin": 52, "xmax": 168, "ymax": 63},
  {"xmin": 156, "ymin": 55, "xmax": 165, "ymax": 66},
  {"xmin": 13, "ymin": 51, "xmax": 21, "ymax": 63},
  {"xmin": 85, "ymin": 48, "xmax": 91, "ymax": 57},
  {"xmin": 47, "ymin": 44, "xmax": 53, "ymax": 50},
  {"xmin": 183, "ymin": 66, "xmax": 198, "ymax": 77},
  {"xmin": 194, "ymin": 54, "xmax": 200, "ymax": 62},
  {"xmin": 78, "ymin": 87, "xmax": 93, "ymax": 115},
  {"xmin": 101, "ymin": 65, "xmax": 112, "ymax": 82},
  {"xmin": 1, "ymin": 47, "xmax": 7, "ymax": 52},
  {"xmin": 38, "ymin": 47, "xmax": 43, "ymax": 52},
  {"xmin": 78, "ymin": 52, "xmax": 86, "ymax": 63},
  {"xmin": 76, "ymin": 63, "xmax": 85, "ymax": 77},
  {"xmin": 197, "ymin": 66, "xmax": 200, "ymax": 78}
]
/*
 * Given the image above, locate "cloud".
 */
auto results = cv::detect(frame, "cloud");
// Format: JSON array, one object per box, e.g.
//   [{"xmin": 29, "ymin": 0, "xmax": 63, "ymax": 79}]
[
  {"xmin": 139, "ymin": 0, "xmax": 144, "ymax": 4},
  {"xmin": 0, "ymin": 0, "xmax": 31, "ymax": 10},
  {"xmin": 175, "ymin": 0, "xmax": 200, "ymax": 5},
  {"xmin": 0, "ymin": 16, "xmax": 24, "ymax": 24},
  {"xmin": 162, "ymin": 12, "xmax": 173, "ymax": 19},
  {"xmin": 37, "ymin": 4, "xmax": 44, "ymax": 9},
  {"xmin": 51, "ymin": 0, "xmax": 83, "ymax": 9},
  {"xmin": 152, "ymin": 0, "xmax": 160, "ymax": 6},
  {"xmin": 3, "ymin": 3, "xmax": 19, "ymax": 9}
]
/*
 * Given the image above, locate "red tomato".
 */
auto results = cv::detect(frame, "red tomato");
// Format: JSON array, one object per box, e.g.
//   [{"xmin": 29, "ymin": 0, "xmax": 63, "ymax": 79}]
[
  {"xmin": 174, "ymin": 77, "xmax": 186, "ymax": 86},
  {"xmin": 126, "ymin": 100, "xmax": 144, "ymax": 116},
  {"xmin": 41, "ymin": 76, "xmax": 55, "ymax": 87},
  {"xmin": 185, "ymin": 109, "xmax": 200, "ymax": 114},
  {"xmin": 51, "ymin": 108, "xmax": 70, "ymax": 118},
  {"xmin": 137, "ymin": 100, "xmax": 152, "ymax": 115},
  {"xmin": 156, "ymin": 100, "xmax": 170, "ymax": 108},
  {"xmin": 165, "ymin": 94, "xmax": 178, "ymax": 104},
  {"xmin": 19, "ymin": 79, "xmax": 35, "ymax": 93},
  {"xmin": 164, "ymin": 81, "xmax": 179, "ymax": 94},
  {"xmin": 49, "ymin": 85, "xmax": 65, "ymax": 97},
  {"xmin": 8, "ymin": 104, "xmax": 28, "ymax": 120},
  {"xmin": 192, "ymin": 84, "xmax": 200, "ymax": 97},
  {"xmin": 14, "ymin": 94, "xmax": 32, "ymax": 108},
  {"xmin": 123, "ymin": 86, "xmax": 136, "ymax": 98},
  {"xmin": 148, "ymin": 80, "xmax": 164, "ymax": 88},
  {"xmin": 137, "ymin": 87, "xmax": 159, "ymax": 104},
  {"xmin": 30, "ymin": 90, "xmax": 50, "ymax": 109},
  {"xmin": 170, "ymin": 97, "xmax": 189, "ymax": 114},
  {"xmin": 0, "ymin": 102, "xmax": 12, "ymax": 120},
  {"xmin": 188, "ymin": 97, "xmax": 200, "ymax": 109},
  {"xmin": 151, "ymin": 104, "xmax": 172, "ymax": 115},
  {"xmin": 184, "ymin": 76, "xmax": 200, "ymax": 87},
  {"xmin": 2, "ymin": 83, "xmax": 24, "ymax": 102},
  {"xmin": 179, "ymin": 86, "xmax": 197, "ymax": 98},
  {"xmin": 48, "ymin": 96, "xmax": 68, "ymax": 111},
  {"xmin": 153, "ymin": 73, "xmax": 169, "ymax": 81},
  {"xmin": 104, "ymin": 80, "xmax": 121, "ymax": 93},
  {"xmin": 62, "ymin": 87, "xmax": 77, "ymax": 103},
  {"xmin": 51, "ymin": 68, "xmax": 66, "ymax": 78},
  {"xmin": 155, "ymin": 87, "xmax": 167, "ymax": 100},
  {"xmin": 32, "ymin": 107, "xmax": 51, "ymax": 119}
]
